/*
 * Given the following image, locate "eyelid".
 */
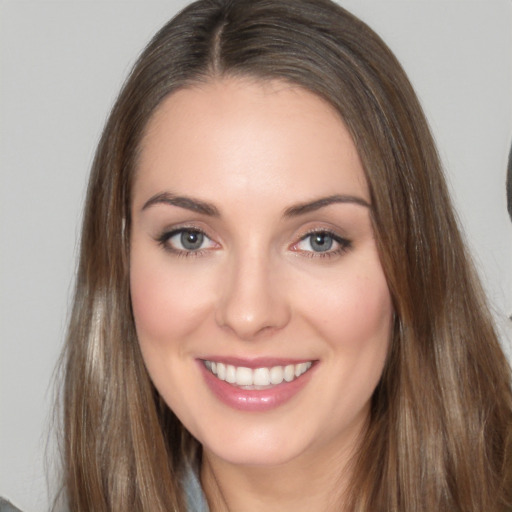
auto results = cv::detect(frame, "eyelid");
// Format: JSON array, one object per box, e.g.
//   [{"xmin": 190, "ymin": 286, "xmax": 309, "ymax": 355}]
[
  {"xmin": 290, "ymin": 228, "xmax": 352, "ymax": 257},
  {"xmin": 156, "ymin": 225, "xmax": 219, "ymax": 256},
  {"xmin": 154, "ymin": 224, "xmax": 351, "ymax": 259}
]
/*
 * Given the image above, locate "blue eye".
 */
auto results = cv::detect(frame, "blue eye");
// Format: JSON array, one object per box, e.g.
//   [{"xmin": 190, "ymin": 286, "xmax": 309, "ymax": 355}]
[
  {"xmin": 295, "ymin": 231, "xmax": 351, "ymax": 256},
  {"xmin": 158, "ymin": 228, "xmax": 216, "ymax": 254},
  {"xmin": 177, "ymin": 230, "xmax": 204, "ymax": 250},
  {"xmin": 307, "ymin": 232, "xmax": 334, "ymax": 252}
]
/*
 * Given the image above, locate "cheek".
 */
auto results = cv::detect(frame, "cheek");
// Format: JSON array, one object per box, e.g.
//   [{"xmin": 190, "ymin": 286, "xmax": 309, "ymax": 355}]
[
  {"xmin": 130, "ymin": 253, "xmax": 212, "ymax": 348},
  {"xmin": 301, "ymin": 261, "xmax": 393, "ymax": 429},
  {"xmin": 300, "ymin": 261, "xmax": 393, "ymax": 354}
]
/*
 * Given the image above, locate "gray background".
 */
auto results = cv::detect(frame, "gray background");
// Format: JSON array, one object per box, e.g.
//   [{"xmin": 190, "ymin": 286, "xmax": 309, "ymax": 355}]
[{"xmin": 1, "ymin": 1, "xmax": 511, "ymax": 510}]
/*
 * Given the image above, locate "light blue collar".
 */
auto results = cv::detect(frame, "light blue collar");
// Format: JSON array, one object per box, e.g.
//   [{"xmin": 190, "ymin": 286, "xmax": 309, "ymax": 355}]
[{"xmin": 183, "ymin": 465, "xmax": 210, "ymax": 512}]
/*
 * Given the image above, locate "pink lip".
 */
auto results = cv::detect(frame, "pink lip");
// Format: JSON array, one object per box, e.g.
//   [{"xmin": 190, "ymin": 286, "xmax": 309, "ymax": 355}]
[{"xmin": 197, "ymin": 359, "xmax": 317, "ymax": 412}]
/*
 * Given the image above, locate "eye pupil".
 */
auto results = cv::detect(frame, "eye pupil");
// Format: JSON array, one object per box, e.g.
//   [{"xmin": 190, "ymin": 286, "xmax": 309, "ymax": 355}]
[
  {"xmin": 310, "ymin": 233, "xmax": 333, "ymax": 252},
  {"xmin": 180, "ymin": 231, "xmax": 204, "ymax": 250}
]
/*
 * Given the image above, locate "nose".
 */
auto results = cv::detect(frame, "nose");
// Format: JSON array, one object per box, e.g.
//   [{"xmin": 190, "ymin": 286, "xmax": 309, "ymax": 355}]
[{"xmin": 215, "ymin": 249, "xmax": 291, "ymax": 341}]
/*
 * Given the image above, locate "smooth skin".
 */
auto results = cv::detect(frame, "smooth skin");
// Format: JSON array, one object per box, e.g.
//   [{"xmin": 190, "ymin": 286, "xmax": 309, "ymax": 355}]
[{"xmin": 130, "ymin": 78, "xmax": 394, "ymax": 511}]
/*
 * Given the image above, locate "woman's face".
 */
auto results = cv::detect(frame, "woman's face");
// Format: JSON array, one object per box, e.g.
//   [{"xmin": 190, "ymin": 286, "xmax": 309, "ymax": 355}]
[{"xmin": 130, "ymin": 78, "xmax": 393, "ymax": 467}]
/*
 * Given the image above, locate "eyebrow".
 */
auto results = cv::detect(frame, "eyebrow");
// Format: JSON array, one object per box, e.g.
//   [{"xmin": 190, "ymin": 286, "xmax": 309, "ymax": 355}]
[
  {"xmin": 142, "ymin": 192, "xmax": 220, "ymax": 217},
  {"xmin": 283, "ymin": 194, "xmax": 370, "ymax": 217},
  {"xmin": 141, "ymin": 192, "xmax": 370, "ymax": 218}
]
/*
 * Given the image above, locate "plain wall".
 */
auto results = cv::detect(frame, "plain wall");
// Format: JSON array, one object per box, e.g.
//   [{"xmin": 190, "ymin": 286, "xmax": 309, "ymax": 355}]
[{"xmin": 1, "ymin": 1, "xmax": 511, "ymax": 510}]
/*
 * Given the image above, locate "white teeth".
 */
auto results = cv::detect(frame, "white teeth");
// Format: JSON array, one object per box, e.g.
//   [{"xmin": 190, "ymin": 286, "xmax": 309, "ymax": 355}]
[
  {"xmin": 217, "ymin": 362, "xmax": 226, "ymax": 381},
  {"xmin": 284, "ymin": 364, "xmax": 295, "ymax": 382},
  {"xmin": 253, "ymin": 367, "xmax": 270, "ymax": 386},
  {"xmin": 225, "ymin": 364, "xmax": 236, "ymax": 384},
  {"xmin": 295, "ymin": 362, "xmax": 309, "ymax": 377},
  {"xmin": 269, "ymin": 366, "xmax": 284, "ymax": 385},
  {"xmin": 236, "ymin": 367, "xmax": 253, "ymax": 386},
  {"xmin": 204, "ymin": 360, "xmax": 313, "ymax": 387}
]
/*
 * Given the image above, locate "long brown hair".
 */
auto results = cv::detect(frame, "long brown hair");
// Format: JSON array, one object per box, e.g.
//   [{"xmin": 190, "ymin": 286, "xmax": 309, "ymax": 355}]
[{"xmin": 59, "ymin": 0, "xmax": 512, "ymax": 510}]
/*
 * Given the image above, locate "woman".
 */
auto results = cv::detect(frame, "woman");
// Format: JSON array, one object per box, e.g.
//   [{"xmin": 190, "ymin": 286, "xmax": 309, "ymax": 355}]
[{"xmin": 57, "ymin": 0, "xmax": 512, "ymax": 510}]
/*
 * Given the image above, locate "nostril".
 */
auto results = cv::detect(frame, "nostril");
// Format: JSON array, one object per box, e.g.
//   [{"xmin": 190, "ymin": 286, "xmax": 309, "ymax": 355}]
[
  {"xmin": 215, "ymin": 293, "xmax": 291, "ymax": 341},
  {"xmin": 214, "ymin": 254, "xmax": 291, "ymax": 339}
]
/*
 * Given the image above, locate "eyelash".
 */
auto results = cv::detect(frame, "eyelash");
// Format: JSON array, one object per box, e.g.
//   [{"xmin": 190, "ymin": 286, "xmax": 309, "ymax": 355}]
[
  {"xmin": 155, "ymin": 227, "xmax": 352, "ymax": 259},
  {"xmin": 156, "ymin": 227, "xmax": 216, "ymax": 258},
  {"xmin": 293, "ymin": 229, "xmax": 352, "ymax": 259}
]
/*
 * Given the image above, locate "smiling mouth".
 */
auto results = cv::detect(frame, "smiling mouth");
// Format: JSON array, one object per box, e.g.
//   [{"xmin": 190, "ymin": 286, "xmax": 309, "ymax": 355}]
[{"xmin": 203, "ymin": 360, "xmax": 313, "ymax": 389}]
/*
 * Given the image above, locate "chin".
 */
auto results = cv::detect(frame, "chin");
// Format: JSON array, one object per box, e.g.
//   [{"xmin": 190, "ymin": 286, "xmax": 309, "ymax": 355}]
[
  {"xmin": 205, "ymin": 440, "xmax": 306, "ymax": 467},
  {"xmin": 196, "ymin": 418, "xmax": 318, "ymax": 467}
]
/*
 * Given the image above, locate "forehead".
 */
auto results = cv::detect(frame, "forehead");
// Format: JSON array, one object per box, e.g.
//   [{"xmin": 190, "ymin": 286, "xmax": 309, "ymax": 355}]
[{"xmin": 134, "ymin": 78, "xmax": 369, "ymax": 208}]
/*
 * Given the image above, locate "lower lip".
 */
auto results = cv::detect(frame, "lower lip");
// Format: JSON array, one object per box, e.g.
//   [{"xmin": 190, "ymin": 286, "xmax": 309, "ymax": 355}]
[{"xmin": 198, "ymin": 361, "xmax": 316, "ymax": 412}]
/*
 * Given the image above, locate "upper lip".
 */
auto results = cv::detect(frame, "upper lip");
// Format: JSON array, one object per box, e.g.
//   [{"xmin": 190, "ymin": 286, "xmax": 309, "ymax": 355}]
[{"xmin": 198, "ymin": 356, "xmax": 316, "ymax": 369}]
